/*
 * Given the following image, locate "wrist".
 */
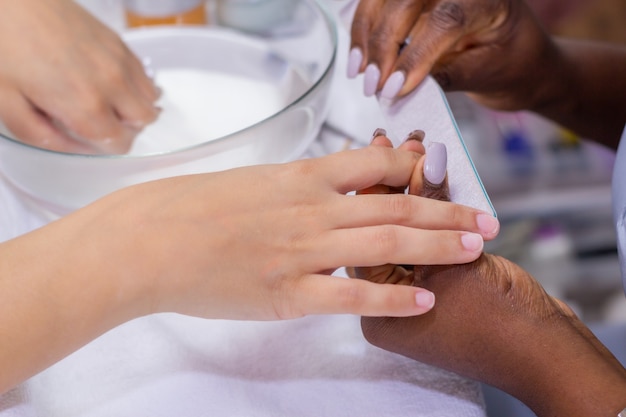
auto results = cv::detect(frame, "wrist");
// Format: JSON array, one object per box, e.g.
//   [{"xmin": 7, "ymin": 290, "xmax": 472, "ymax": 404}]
[{"xmin": 498, "ymin": 318, "xmax": 626, "ymax": 417}]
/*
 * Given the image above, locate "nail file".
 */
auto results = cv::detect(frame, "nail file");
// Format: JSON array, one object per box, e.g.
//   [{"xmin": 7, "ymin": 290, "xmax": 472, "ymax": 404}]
[{"xmin": 378, "ymin": 76, "xmax": 496, "ymax": 216}]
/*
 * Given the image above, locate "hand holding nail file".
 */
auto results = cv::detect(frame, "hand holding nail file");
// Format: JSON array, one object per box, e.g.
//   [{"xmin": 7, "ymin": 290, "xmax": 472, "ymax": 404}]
[{"xmin": 378, "ymin": 76, "xmax": 496, "ymax": 217}]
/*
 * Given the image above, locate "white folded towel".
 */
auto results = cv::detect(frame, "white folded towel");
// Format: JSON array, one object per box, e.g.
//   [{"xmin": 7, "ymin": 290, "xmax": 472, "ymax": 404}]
[{"xmin": 2, "ymin": 309, "xmax": 486, "ymax": 417}]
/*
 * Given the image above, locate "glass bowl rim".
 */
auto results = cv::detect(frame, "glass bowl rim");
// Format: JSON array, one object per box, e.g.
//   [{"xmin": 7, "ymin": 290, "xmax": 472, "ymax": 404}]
[{"xmin": 0, "ymin": 0, "xmax": 337, "ymax": 160}]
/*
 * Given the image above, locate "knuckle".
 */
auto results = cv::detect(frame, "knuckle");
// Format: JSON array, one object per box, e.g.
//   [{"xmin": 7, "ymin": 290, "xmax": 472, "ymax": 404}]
[
  {"xmin": 366, "ymin": 145, "xmax": 396, "ymax": 170},
  {"xmin": 448, "ymin": 204, "xmax": 465, "ymax": 227},
  {"xmin": 367, "ymin": 25, "xmax": 397, "ymax": 53},
  {"xmin": 385, "ymin": 194, "xmax": 413, "ymax": 223},
  {"xmin": 397, "ymin": 45, "xmax": 430, "ymax": 75},
  {"xmin": 289, "ymin": 158, "xmax": 317, "ymax": 181},
  {"xmin": 432, "ymin": 69, "xmax": 453, "ymax": 89},
  {"xmin": 372, "ymin": 226, "xmax": 400, "ymax": 257},
  {"xmin": 336, "ymin": 284, "xmax": 365, "ymax": 312},
  {"xmin": 351, "ymin": 15, "xmax": 371, "ymax": 40},
  {"xmin": 430, "ymin": 2, "xmax": 467, "ymax": 31}
]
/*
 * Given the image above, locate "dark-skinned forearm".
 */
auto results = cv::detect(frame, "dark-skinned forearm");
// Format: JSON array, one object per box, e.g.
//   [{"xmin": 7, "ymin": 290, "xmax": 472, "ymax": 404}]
[{"xmin": 533, "ymin": 38, "xmax": 626, "ymax": 149}]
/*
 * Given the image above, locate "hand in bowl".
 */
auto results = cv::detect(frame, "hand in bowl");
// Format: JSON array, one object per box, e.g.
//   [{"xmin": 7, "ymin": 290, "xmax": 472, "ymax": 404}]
[
  {"xmin": 0, "ymin": 0, "xmax": 160, "ymax": 154},
  {"xmin": 351, "ymin": 135, "xmax": 626, "ymax": 417}
]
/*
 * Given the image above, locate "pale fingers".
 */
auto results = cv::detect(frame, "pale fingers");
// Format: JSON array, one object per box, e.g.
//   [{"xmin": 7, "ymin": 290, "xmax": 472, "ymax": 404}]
[
  {"xmin": 0, "ymin": 88, "xmax": 95, "ymax": 154},
  {"xmin": 304, "ymin": 225, "xmax": 483, "ymax": 271},
  {"xmin": 330, "ymin": 193, "xmax": 498, "ymax": 240},
  {"xmin": 290, "ymin": 274, "xmax": 435, "ymax": 317},
  {"xmin": 313, "ymin": 146, "xmax": 420, "ymax": 193}
]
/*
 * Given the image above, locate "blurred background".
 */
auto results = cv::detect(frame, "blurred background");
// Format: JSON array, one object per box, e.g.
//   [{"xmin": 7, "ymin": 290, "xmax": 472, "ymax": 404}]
[{"xmin": 462, "ymin": 0, "xmax": 626, "ymax": 328}]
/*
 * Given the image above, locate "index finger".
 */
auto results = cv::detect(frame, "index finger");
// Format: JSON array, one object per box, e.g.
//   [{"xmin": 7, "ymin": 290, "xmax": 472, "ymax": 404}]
[
  {"xmin": 383, "ymin": 4, "xmax": 467, "ymax": 98},
  {"xmin": 363, "ymin": 0, "xmax": 425, "ymax": 95},
  {"xmin": 314, "ymin": 145, "xmax": 421, "ymax": 194}
]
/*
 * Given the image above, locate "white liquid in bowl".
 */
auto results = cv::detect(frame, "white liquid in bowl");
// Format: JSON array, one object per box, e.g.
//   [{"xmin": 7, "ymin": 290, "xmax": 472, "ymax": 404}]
[{"xmin": 130, "ymin": 67, "xmax": 304, "ymax": 155}]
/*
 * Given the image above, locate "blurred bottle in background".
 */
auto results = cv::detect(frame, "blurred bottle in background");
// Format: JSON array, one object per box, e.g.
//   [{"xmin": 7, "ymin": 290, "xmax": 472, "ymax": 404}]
[
  {"xmin": 215, "ymin": 0, "xmax": 298, "ymax": 34},
  {"xmin": 124, "ymin": 0, "xmax": 208, "ymax": 28}
]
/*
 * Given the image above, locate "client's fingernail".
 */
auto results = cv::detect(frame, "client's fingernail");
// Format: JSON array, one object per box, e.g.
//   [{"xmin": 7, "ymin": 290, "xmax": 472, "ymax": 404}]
[
  {"xmin": 405, "ymin": 129, "xmax": 425, "ymax": 142},
  {"xmin": 461, "ymin": 233, "xmax": 484, "ymax": 252},
  {"xmin": 415, "ymin": 290, "xmax": 435, "ymax": 309},
  {"xmin": 372, "ymin": 128, "xmax": 387, "ymax": 139},
  {"xmin": 347, "ymin": 47, "xmax": 363, "ymax": 79},
  {"xmin": 424, "ymin": 142, "xmax": 447, "ymax": 185},
  {"xmin": 477, "ymin": 213, "xmax": 500, "ymax": 236},
  {"xmin": 364, "ymin": 63, "xmax": 380, "ymax": 97},
  {"xmin": 380, "ymin": 71, "xmax": 405, "ymax": 99}
]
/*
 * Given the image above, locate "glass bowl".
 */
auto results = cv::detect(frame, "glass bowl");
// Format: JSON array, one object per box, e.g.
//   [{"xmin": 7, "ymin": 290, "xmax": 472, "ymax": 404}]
[{"xmin": 0, "ymin": 0, "xmax": 336, "ymax": 215}]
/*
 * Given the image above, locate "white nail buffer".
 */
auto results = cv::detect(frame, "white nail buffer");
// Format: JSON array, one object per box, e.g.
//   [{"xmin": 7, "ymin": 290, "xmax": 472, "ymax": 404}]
[{"xmin": 378, "ymin": 76, "xmax": 496, "ymax": 216}]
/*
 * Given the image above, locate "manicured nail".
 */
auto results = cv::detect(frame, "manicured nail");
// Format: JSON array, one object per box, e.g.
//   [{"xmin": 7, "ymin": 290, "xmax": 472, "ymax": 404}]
[
  {"xmin": 372, "ymin": 128, "xmax": 387, "ymax": 139},
  {"xmin": 424, "ymin": 142, "xmax": 447, "ymax": 185},
  {"xmin": 461, "ymin": 233, "xmax": 484, "ymax": 252},
  {"xmin": 415, "ymin": 290, "xmax": 435, "ymax": 309},
  {"xmin": 405, "ymin": 129, "xmax": 425, "ymax": 142},
  {"xmin": 364, "ymin": 63, "xmax": 380, "ymax": 97},
  {"xmin": 380, "ymin": 71, "xmax": 405, "ymax": 99},
  {"xmin": 347, "ymin": 47, "xmax": 363, "ymax": 79},
  {"xmin": 476, "ymin": 213, "xmax": 500, "ymax": 237}
]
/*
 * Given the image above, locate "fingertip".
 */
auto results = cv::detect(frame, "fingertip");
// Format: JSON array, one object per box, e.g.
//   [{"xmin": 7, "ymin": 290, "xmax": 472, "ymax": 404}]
[
  {"xmin": 461, "ymin": 232, "xmax": 484, "ymax": 253},
  {"xmin": 423, "ymin": 142, "xmax": 447, "ymax": 185},
  {"xmin": 380, "ymin": 71, "xmax": 405, "ymax": 100},
  {"xmin": 476, "ymin": 213, "xmax": 500, "ymax": 239},
  {"xmin": 347, "ymin": 47, "xmax": 364, "ymax": 79},
  {"xmin": 370, "ymin": 128, "xmax": 392, "ymax": 147},
  {"xmin": 399, "ymin": 130, "xmax": 426, "ymax": 153},
  {"xmin": 397, "ymin": 67, "xmax": 430, "ymax": 97},
  {"xmin": 363, "ymin": 63, "xmax": 381, "ymax": 97},
  {"xmin": 415, "ymin": 290, "xmax": 435, "ymax": 311}
]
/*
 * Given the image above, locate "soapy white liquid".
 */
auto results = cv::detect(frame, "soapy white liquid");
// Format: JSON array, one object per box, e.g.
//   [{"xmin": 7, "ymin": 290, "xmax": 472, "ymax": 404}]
[{"xmin": 130, "ymin": 68, "xmax": 292, "ymax": 155}]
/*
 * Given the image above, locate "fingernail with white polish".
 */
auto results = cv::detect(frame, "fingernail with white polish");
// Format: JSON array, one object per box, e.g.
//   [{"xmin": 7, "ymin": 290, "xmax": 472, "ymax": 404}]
[
  {"xmin": 347, "ymin": 47, "xmax": 363, "ymax": 79},
  {"xmin": 424, "ymin": 142, "xmax": 447, "ymax": 185},
  {"xmin": 380, "ymin": 71, "xmax": 405, "ymax": 99},
  {"xmin": 363, "ymin": 64, "xmax": 380, "ymax": 97},
  {"xmin": 415, "ymin": 290, "xmax": 435, "ymax": 309}
]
